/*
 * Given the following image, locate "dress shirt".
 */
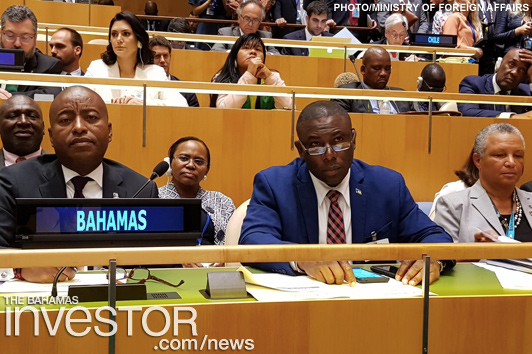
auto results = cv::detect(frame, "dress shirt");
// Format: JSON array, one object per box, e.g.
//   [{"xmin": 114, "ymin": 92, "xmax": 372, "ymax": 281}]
[
  {"xmin": 3, "ymin": 148, "xmax": 42, "ymax": 167},
  {"xmin": 62, "ymin": 163, "xmax": 103, "ymax": 198},
  {"xmin": 304, "ymin": 27, "xmax": 322, "ymax": 41},
  {"xmin": 492, "ymin": 75, "xmax": 513, "ymax": 118},
  {"xmin": 309, "ymin": 169, "xmax": 352, "ymax": 244},
  {"xmin": 368, "ymin": 85, "xmax": 399, "ymax": 114},
  {"xmin": 62, "ymin": 67, "xmax": 82, "ymax": 76}
]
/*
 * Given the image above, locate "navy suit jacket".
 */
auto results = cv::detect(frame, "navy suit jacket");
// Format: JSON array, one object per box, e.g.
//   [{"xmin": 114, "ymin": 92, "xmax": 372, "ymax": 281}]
[
  {"xmin": 0, "ymin": 155, "xmax": 158, "ymax": 248},
  {"xmin": 458, "ymin": 74, "xmax": 531, "ymax": 117},
  {"xmin": 169, "ymin": 75, "xmax": 200, "ymax": 107},
  {"xmin": 240, "ymin": 158, "xmax": 452, "ymax": 275},
  {"xmin": 281, "ymin": 29, "xmax": 333, "ymax": 56}
]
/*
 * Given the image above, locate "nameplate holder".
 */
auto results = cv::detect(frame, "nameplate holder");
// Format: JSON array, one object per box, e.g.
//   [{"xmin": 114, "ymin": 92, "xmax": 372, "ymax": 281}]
[
  {"xmin": 68, "ymin": 283, "xmax": 147, "ymax": 302},
  {"xmin": 205, "ymin": 271, "xmax": 247, "ymax": 299}
]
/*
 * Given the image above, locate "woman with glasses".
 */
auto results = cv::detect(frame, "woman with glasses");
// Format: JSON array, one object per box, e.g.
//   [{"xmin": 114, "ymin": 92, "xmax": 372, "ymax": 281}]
[
  {"xmin": 85, "ymin": 12, "xmax": 188, "ymax": 106},
  {"xmin": 210, "ymin": 33, "xmax": 292, "ymax": 109},
  {"xmin": 442, "ymin": 0, "xmax": 484, "ymax": 59},
  {"xmin": 159, "ymin": 137, "xmax": 235, "ymax": 247}
]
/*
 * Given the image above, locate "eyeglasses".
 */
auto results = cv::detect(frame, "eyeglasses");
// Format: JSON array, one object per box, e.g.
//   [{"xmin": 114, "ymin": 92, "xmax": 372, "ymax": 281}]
[
  {"xmin": 107, "ymin": 267, "xmax": 185, "ymax": 288},
  {"xmin": 423, "ymin": 78, "xmax": 447, "ymax": 92},
  {"xmin": 174, "ymin": 154, "xmax": 207, "ymax": 167},
  {"xmin": 300, "ymin": 132, "xmax": 355, "ymax": 156},
  {"xmin": 239, "ymin": 15, "xmax": 261, "ymax": 26},
  {"xmin": 2, "ymin": 31, "xmax": 35, "ymax": 44},
  {"xmin": 389, "ymin": 31, "xmax": 407, "ymax": 40}
]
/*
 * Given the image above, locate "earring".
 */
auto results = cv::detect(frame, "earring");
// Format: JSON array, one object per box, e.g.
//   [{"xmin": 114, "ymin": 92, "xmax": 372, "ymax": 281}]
[
  {"xmin": 203, "ymin": 175, "xmax": 207, "ymax": 181},
  {"xmin": 234, "ymin": 60, "xmax": 238, "ymax": 68},
  {"xmin": 138, "ymin": 42, "xmax": 142, "ymax": 49}
]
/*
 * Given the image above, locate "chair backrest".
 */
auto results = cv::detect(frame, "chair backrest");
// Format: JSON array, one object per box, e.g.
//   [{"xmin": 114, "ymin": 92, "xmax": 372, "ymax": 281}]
[
  {"xmin": 439, "ymin": 101, "xmax": 458, "ymax": 112},
  {"xmin": 224, "ymin": 199, "xmax": 250, "ymax": 267}
]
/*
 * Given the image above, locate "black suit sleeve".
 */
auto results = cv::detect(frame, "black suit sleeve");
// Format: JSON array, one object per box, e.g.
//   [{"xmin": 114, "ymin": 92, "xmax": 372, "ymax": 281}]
[{"xmin": 0, "ymin": 167, "xmax": 18, "ymax": 248}]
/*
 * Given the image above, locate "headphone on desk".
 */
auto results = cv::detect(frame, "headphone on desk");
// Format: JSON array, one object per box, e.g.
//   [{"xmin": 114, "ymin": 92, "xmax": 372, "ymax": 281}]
[{"xmin": 417, "ymin": 77, "xmax": 423, "ymax": 91}]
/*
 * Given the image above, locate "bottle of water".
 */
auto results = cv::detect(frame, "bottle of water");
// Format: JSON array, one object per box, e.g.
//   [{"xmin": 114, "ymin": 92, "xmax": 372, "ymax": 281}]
[{"xmin": 379, "ymin": 100, "xmax": 391, "ymax": 114}]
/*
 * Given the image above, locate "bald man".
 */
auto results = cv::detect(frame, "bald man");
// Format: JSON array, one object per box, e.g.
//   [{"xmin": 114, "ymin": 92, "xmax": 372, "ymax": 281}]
[
  {"xmin": 332, "ymin": 47, "xmax": 414, "ymax": 114},
  {"xmin": 0, "ymin": 87, "xmax": 158, "ymax": 282},
  {"xmin": 414, "ymin": 63, "xmax": 447, "ymax": 111}
]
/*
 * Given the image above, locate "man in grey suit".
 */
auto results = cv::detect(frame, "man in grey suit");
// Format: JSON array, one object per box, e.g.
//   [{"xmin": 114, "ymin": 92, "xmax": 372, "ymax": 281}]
[
  {"xmin": 434, "ymin": 123, "xmax": 532, "ymax": 243},
  {"xmin": 211, "ymin": 0, "xmax": 280, "ymax": 55},
  {"xmin": 0, "ymin": 86, "xmax": 158, "ymax": 283},
  {"xmin": 0, "ymin": 95, "xmax": 46, "ymax": 167},
  {"xmin": 332, "ymin": 46, "xmax": 414, "ymax": 113}
]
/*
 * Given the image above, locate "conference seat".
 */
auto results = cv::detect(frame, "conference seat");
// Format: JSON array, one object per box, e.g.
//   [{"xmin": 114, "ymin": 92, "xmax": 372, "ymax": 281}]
[{"xmin": 225, "ymin": 199, "xmax": 250, "ymax": 267}]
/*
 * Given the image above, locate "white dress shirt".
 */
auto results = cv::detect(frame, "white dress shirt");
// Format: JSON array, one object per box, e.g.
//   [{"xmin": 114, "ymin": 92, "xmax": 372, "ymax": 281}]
[{"xmin": 62, "ymin": 164, "xmax": 104, "ymax": 198}]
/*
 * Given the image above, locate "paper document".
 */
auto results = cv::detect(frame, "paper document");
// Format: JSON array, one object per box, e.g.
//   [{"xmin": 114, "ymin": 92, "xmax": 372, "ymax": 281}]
[
  {"xmin": 474, "ymin": 262, "xmax": 532, "ymax": 290},
  {"xmin": 0, "ymin": 273, "xmax": 109, "ymax": 294}
]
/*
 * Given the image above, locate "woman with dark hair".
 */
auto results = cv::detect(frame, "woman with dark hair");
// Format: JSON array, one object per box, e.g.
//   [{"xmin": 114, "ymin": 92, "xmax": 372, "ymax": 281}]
[
  {"xmin": 210, "ymin": 33, "xmax": 292, "ymax": 109},
  {"xmin": 85, "ymin": 12, "xmax": 188, "ymax": 106},
  {"xmin": 159, "ymin": 137, "xmax": 235, "ymax": 247}
]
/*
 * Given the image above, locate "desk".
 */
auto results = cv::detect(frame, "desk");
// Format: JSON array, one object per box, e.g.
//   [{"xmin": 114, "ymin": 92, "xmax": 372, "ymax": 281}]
[{"xmin": 1, "ymin": 264, "xmax": 531, "ymax": 353}]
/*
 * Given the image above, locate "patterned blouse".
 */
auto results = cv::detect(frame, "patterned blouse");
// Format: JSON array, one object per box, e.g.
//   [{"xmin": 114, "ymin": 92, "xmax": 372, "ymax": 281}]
[
  {"xmin": 159, "ymin": 183, "xmax": 236, "ymax": 245},
  {"xmin": 432, "ymin": 10, "xmax": 452, "ymax": 34}
]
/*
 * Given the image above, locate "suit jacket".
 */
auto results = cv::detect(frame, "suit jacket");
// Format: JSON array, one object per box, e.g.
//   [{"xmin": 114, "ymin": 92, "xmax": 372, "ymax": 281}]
[
  {"xmin": 240, "ymin": 158, "xmax": 452, "ymax": 275},
  {"xmin": 458, "ymin": 74, "xmax": 531, "ymax": 117},
  {"xmin": 15, "ymin": 49, "xmax": 63, "ymax": 98},
  {"xmin": 272, "ymin": 0, "xmax": 299, "ymax": 38},
  {"xmin": 169, "ymin": 75, "xmax": 200, "ymax": 107},
  {"xmin": 141, "ymin": 19, "xmax": 169, "ymax": 32},
  {"xmin": 332, "ymin": 82, "xmax": 415, "ymax": 113},
  {"xmin": 211, "ymin": 26, "xmax": 281, "ymax": 55},
  {"xmin": 377, "ymin": 0, "xmax": 429, "ymax": 34},
  {"xmin": 434, "ymin": 180, "xmax": 532, "ymax": 243},
  {"xmin": 281, "ymin": 29, "xmax": 333, "ymax": 56},
  {"xmin": 0, "ymin": 155, "xmax": 158, "ymax": 248},
  {"xmin": 0, "ymin": 149, "xmax": 47, "ymax": 168}
]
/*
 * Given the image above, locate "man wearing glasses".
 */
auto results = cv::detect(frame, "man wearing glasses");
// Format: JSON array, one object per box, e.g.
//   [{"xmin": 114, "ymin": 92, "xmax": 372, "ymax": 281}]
[
  {"xmin": 240, "ymin": 101, "xmax": 453, "ymax": 286},
  {"xmin": 414, "ymin": 63, "xmax": 447, "ymax": 111},
  {"xmin": 212, "ymin": 0, "xmax": 280, "ymax": 54},
  {"xmin": 0, "ymin": 6, "xmax": 63, "ymax": 100},
  {"xmin": 458, "ymin": 48, "xmax": 532, "ymax": 118}
]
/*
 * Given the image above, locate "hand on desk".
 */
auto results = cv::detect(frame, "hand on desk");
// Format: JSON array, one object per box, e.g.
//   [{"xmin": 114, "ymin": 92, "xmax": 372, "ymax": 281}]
[
  {"xmin": 396, "ymin": 260, "xmax": 440, "ymax": 286},
  {"xmin": 297, "ymin": 261, "xmax": 356, "ymax": 286},
  {"xmin": 21, "ymin": 267, "xmax": 78, "ymax": 283}
]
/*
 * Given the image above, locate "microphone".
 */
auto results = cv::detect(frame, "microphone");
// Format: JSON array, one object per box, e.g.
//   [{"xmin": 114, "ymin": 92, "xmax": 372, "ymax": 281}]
[
  {"xmin": 348, "ymin": 54, "xmax": 371, "ymax": 113},
  {"xmin": 132, "ymin": 160, "xmax": 169, "ymax": 198}
]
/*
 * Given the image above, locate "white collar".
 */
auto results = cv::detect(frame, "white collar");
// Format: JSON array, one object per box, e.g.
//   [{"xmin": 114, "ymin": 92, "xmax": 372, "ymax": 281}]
[
  {"xmin": 492, "ymin": 74, "xmax": 509, "ymax": 95},
  {"xmin": 305, "ymin": 27, "xmax": 321, "ymax": 41},
  {"xmin": 309, "ymin": 169, "xmax": 351, "ymax": 208},
  {"xmin": 62, "ymin": 163, "xmax": 104, "ymax": 189}
]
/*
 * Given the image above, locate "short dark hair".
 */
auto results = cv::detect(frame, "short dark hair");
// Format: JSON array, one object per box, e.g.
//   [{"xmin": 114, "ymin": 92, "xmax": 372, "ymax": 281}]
[
  {"xmin": 307, "ymin": 1, "xmax": 328, "ymax": 17},
  {"xmin": 297, "ymin": 101, "xmax": 351, "ymax": 135},
  {"xmin": 1, "ymin": 5, "xmax": 38, "ymax": 33},
  {"xmin": 168, "ymin": 18, "xmax": 190, "ymax": 33},
  {"xmin": 168, "ymin": 136, "xmax": 211, "ymax": 168},
  {"xmin": 420, "ymin": 63, "xmax": 445, "ymax": 80},
  {"xmin": 55, "ymin": 27, "xmax": 84, "ymax": 57},
  {"xmin": 149, "ymin": 35, "xmax": 172, "ymax": 52},
  {"xmin": 102, "ymin": 12, "xmax": 152, "ymax": 66}
]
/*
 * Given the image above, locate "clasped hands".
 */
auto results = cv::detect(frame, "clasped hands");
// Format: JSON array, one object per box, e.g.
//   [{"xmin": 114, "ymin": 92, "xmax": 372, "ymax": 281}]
[
  {"xmin": 247, "ymin": 57, "xmax": 272, "ymax": 80},
  {"xmin": 297, "ymin": 259, "xmax": 441, "ymax": 286}
]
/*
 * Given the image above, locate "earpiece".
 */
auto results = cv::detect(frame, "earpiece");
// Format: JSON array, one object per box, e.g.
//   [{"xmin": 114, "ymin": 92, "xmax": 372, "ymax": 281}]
[
  {"xmin": 163, "ymin": 157, "xmax": 172, "ymax": 177},
  {"xmin": 137, "ymin": 42, "xmax": 142, "ymax": 49},
  {"xmin": 417, "ymin": 76, "xmax": 423, "ymax": 91}
]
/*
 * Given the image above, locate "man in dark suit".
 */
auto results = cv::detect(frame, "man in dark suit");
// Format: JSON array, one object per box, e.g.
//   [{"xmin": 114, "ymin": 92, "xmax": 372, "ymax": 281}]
[
  {"xmin": 281, "ymin": 0, "xmax": 333, "ymax": 56},
  {"xmin": 211, "ymin": 0, "xmax": 280, "ymax": 55},
  {"xmin": 0, "ymin": 5, "xmax": 63, "ymax": 99},
  {"xmin": 149, "ymin": 36, "xmax": 200, "ymax": 107},
  {"xmin": 0, "ymin": 95, "xmax": 46, "ymax": 168},
  {"xmin": 49, "ymin": 28, "xmax": 84, "ymax": 76},
  {"xmin": 458, "ymin": 48, "xmax": 532, "ymax": 118},
  {"xmin": 240, "ymin": 101, "xmax": 452, "ymax": 285},
  {"xmin": 332, "ymin": 46, "xmax": 414, "ymax": 113},
  {"xmin": 141, "ymin": 1, "xmax": 169, "ymax": 32},
  {"xmin": 0, "ymin": 86, "xmax": 158, "ymax": 282}
]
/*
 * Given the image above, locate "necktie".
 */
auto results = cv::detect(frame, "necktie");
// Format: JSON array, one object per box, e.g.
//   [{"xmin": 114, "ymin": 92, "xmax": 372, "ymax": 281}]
[
  {"xmin": 15, "ymin": 157, "xmax": 26, "ymax": 163},
  {"xmin": 326, "ymin": 190, "xmax": 346, "ymax": 244},
  {"xmin": 498, "ymin": 90, "xmax": 509, "ymax": 112},
  {"xmin": 71, "ymin": 176, "xmax": 92, "ymax": 198},
  {"xmin": 349, "ymin": 0, "xmax": 359, "ymax": 26}
]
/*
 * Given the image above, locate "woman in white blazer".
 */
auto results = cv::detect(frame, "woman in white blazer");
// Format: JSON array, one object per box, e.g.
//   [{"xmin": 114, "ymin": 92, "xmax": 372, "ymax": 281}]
[{"xmin": 85, "ymin": 12, "xmax": 188, "ymax": 107}]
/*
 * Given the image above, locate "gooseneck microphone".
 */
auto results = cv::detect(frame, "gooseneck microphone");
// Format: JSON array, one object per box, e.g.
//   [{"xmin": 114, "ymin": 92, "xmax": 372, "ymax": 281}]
[
  {"xmin": 132, "ymin": 160, "xmax": 169, "ymax": 198},
  {"xmin": 349, "ymin": 54, "xmax": 371, "ymax": 113}
]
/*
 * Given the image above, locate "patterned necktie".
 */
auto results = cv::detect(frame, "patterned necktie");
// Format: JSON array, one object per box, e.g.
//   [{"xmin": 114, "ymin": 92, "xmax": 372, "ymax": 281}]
[
  {"xmin": 15, "ymin": 157, "xmax": 26, "ymax": 163},
  {"xmin": 349, "ymin": 0, "xmax": 359, "ymax": 26},
  {"xmin": 71, "ymin": 176, "xmax": 92, "ymax": 198},
  {"xmin": 326, "ymin": 190, "xmax": 346, "ymax": 244}
]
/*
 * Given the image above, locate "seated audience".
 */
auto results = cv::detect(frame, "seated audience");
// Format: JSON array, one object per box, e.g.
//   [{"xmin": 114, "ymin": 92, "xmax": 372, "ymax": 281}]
[
  {"xmin": 378, "ymin": 0, "xmax": 429, "ymax": 34},
  {"xmin": 141, "ymin": 1, "xmax": 169, "ymax": 32},
  {"xmin": 189, "ymin": 0, "xmax": 230, "ymax": 50},
  {"xmin": 494, "ymin": 0, "xmax": 532, "ymax": 55},
  {"xmin": 322, "ymin": 0, "xmax": 377, "ymax": 43},
  {"xmin": 149, "ymin": 36, "xmax": 200, "ymax": 107},
  {"xmin": 240, "ymin": 101, "xmax": 453, "ymax": 285},
  {"xmin": 0, "ymin": 5, "xmax": 62, "ymax": 100},
  {"xmin": 281, "ymin": 1, "xmax": 332, "ymax": 56},
  {"xmin": 0, "ymin": 86, "xmax": 158, "ymax": 283},
  {"xmin": 85, "ymin": 12, "xmax": 188, "ymax": 106},
  {"xmin": 211, "ymin": 0, "xmax": 280, "ymax": 55},
  {"xmin": 159, "ymin": 136, "xmax": 235, "ymax": 246},
  {"xmin": 210, "ymin": 33, "xmax": 292, "ymax": 109},
  {"xmin": 442, "ymin": 0, "xmax": 483, "ymax": 59},
  {"xmin": 167, "ymin": 18, "xmax": 197, "ymax": 50},
  {"xmin": 434, "ymin": 123, "xmax": 532, "ymax": 242},
  {"xmin": 428, "ymin": 149, "xmax": 478, "ymax": 219},
  {"xmin": 414, "ymin": 63, "xmax": 447, "ymax": 111},
  {"xmin": 332, "ymin": 46, "xmax": 414, "ymax": 113},
  {"xmin": 374, "ymin": 13, "xmax": 418, "ymax": 62},
  {"xmin": 458, "ymin": 48, "xmax": 532, "ymax": 118},
  {"xmin": 0, "ymin": 95, "xmax": 46, "ymax": 167},
  {"xmin": 49, "ymin": 28, "xmax": 84, "ymax": 76}
]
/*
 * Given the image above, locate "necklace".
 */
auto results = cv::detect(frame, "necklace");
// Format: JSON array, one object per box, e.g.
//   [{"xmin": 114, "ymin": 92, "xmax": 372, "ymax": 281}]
[{"xmin": 493, "ymin": 190, "xmax": 522, "ymax": 236}]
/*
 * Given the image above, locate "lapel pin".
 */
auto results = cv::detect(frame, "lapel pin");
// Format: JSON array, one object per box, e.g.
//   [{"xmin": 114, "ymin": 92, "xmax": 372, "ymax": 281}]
[{"xmin": 355, "ymin": 188, "xmax": 362, "ymax": 195}]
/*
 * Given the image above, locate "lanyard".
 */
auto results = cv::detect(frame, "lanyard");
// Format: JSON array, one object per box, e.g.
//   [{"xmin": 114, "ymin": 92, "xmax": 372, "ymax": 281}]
[
  {"xmin": 467, "ymin": 20, "xmax": 476, "ymax": 43},
  {"xmin": 507, "ymin": 208, "xmax": 516, "ymax": 239}
]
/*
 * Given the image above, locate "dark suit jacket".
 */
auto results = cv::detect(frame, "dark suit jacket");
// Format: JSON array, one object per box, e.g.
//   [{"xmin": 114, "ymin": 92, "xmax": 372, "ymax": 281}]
[
  {"xmin": 272, "ymin": 0, "xmax": 298, "ymax": 38},
  {"xmin": 142, "ymin": 19, "xmax": 170, "ymax": 32},
  {"xmin": 332, "ymin": 82, "xmax": 415, "ymax": 113},
  {"xmin": 211, "ymin": 26, "xmax": 281, "ymax": 55},
  {"xmin": 14, "ymin": 49, "xmax": 63, "ymax": 98},
  {"xmin": 493, "ymin": 10, "xmax": 524, "ymax": 54},
  {"xmin": 281, "ymin": 29, "xmax": 333, "ymax": 56},
  {"xmin": 239, "ymin": 158, "xmax": 452, "ymax": 275},
  {"xmin": 458, "ymin": 74, "xmax": 531, "ymax": 117},
  {"xmin": 169, "ymin": 75, "xmax": 200, "ymax": 107},
  {"xmin": 0, "ymin": 155, "xmax": 158, "ymax": 248}
]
